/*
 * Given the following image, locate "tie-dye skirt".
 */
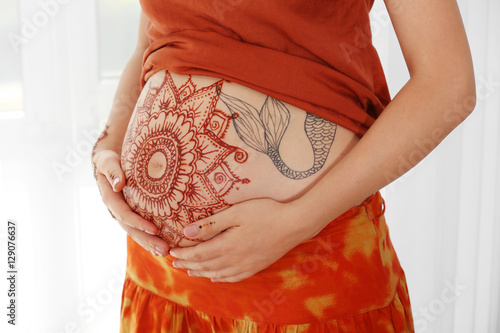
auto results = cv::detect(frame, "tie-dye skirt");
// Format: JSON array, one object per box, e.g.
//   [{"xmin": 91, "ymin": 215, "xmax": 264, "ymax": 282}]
[{"xmin": 120, "ymin": 192, "xmax": 414, "ymax": 332}]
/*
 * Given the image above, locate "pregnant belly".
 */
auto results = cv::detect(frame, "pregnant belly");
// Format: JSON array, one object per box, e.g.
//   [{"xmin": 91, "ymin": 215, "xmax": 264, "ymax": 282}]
[{"xmin": 121, "ymin": 70, "xmax": 359, "ymax": 247}]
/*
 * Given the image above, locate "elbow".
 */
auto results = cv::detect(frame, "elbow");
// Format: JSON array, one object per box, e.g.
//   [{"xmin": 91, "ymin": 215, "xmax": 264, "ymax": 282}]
[
  {"xmin": 410, "ymin": 53, "xmax": 477, "ymax": 126},
  {"xmin": 439, "ymin": 67, "xmax": 477, "ymax": 127},
  {"xmin": 459, "ymin": 70, "xmax": 477, "ymax": 115}
]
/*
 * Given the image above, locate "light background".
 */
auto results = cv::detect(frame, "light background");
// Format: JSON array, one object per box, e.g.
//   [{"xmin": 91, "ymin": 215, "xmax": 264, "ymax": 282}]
[{"xmin": 0, "ymin": 0, "xmax": 498, "ymax": 332}]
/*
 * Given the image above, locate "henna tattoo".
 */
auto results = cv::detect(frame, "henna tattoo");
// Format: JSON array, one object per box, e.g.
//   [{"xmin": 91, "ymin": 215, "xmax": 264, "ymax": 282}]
[
  {"xmin": 107, "ymin": 208, "xmax": 117, "ymax": 220},
  {"xmin": 92, "ymin": 159, "xmax": 99, "ymax": 182},
  {"xmin": 121, "ymin": 72, "xmax": 250, "ymax": 246},
  {"xmin": 92, "ymin": 125, "xmax": 110, "ymax": 184},
  {"xmin": 93, "ymin": 160, "xmax": 117, "ymax": 221},
  {"xmin": 218, "ymin": 91, "xmax": 337, "ymax": 180},
  {"xmin": 91, "ymin": 125, "xmax": 109, "ymax": 161},
  {"xmin": 198, "ymin": 221, "xmax": 215, "ymax": 230}
]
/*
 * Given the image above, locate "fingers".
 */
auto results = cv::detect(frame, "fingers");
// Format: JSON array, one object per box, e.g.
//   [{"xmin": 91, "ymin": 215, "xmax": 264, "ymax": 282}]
[
  {"xmin": 94, "ymin": 150, "xmax": 126, "ymax": 192},
  {"xmin": 93, "ymin": 149, "xmax": 170, "ymax": 256},
  {"xmin": 103, "ymin": 181, "xmax": 170, "ymax": 255},
  {"xmin": 170, "ymin": 237, "xmax": 225, "ymax": 263},
  {"xmin": 96, "ymin": 165, "xmax": 170, "ymax": 256},
  {"xmin": 172, "ymin": 225, "xmax": 243, "ymax": 262},
  {"xmin": 170, "ymin": 232, "xmax": 242, "ymax": 279},
  {"xmin": 122, "ymin": 223, "xmax": 170, "ymax": 257},
  {"xmin": 211, "ymin": 272, "xmax": 254, "ymax": 283},
  {"xmin": 97, "ymin": 174, "xmax": 158, "ymax": 235},
  {"xmin": 188, "ymin": 267, "xmax": 240, "ymax": 281},
  {"xmin": 172, "ymin": 256, "xmax": 255, "ymax": 283},
  {"xmin": 172, "ymin": 257, "xmax": 230, "ymax": 274},
  {"xmin": 183, "ymin": 209, "xmax": 237, "ymax": 240},
  {"xmin": 170, "ymin": 250, "xmax": 244, "ymax": 281}
]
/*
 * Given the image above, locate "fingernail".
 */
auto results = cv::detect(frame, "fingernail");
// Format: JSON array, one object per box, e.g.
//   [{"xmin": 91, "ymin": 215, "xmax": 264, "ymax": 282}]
[
  {"xmin": 112, "ymin": 176, "xmax": 120, "ymax": 190},
  {"xmin": 184, "ymin": 224, "xmax": 199, "ymax": 238},
  {"xmin": 149, "ymin": 250, "xmax": 157, "ymax": 256},
  {"xmin": 145, "ymin": 229, "xmax": 156, "ymax": 235},
  {"xmin": 169, "ymin": 251, "xmax": 178, "ymax": 258},
  {"xmin": 155, "ymin": 246, "xmax": 168, "ymax": 257},
  {"xmin": 211, "ymin": 279, "xmax": 221, "ymax": 283},
  {"xmin": 172, "ymin": 260, "xmax": 180, "ymax": 268}
]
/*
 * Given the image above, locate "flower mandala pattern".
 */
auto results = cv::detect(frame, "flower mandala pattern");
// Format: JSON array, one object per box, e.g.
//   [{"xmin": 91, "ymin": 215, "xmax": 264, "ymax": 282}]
[{"xmin": 121, "ymin": 72, "xmax": 249, "ymax": 246}]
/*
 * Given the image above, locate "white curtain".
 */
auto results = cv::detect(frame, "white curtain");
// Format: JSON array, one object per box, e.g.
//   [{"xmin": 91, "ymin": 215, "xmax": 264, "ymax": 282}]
[{"xmin": 0, "ymin": 0, "xmax": 498, "ymax": 332}]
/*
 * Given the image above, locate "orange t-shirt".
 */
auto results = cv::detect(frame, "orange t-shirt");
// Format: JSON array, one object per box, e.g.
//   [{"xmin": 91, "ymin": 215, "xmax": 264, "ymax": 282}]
[{"xmin": 139, "ymin": 0, "xmax": 391, "ymax": 137}]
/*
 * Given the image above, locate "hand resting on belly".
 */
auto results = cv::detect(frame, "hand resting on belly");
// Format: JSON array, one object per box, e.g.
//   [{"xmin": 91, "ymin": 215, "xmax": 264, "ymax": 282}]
[{"xmin": 121, "ymin": 70, "xmax": 359, "ymax": 247}]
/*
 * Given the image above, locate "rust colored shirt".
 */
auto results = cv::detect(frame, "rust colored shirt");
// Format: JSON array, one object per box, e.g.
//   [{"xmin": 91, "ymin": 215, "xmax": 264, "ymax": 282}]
[{"xmin": 139, "ymin": 0, "xmax": 391, "ymax": 137}]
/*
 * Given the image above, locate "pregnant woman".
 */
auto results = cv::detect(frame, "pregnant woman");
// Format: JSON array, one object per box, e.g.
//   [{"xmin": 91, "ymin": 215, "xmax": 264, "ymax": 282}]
[
  {"xmin": 120, "ymin": 70, "xmax": 356, "ymax": 248},
  {"xmin": 92, "ymin": 1, "xmax": 475, "ymax": 332}
]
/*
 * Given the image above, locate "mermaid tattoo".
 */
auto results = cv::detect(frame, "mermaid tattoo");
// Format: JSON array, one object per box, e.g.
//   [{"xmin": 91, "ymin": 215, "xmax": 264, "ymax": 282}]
[{"xmin": 218, "ymin": 90, "xmax": 337, "ymax": 180}]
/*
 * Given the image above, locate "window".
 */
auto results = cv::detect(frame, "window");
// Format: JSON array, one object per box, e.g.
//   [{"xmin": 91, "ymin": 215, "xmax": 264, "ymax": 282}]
[
  {"xmin": 98, "ymin": 0, "xmax": 141, "ymax": 79},
  {"xmin": 1, "ymin": 1, "xmax": 24, "ymax": 114}
]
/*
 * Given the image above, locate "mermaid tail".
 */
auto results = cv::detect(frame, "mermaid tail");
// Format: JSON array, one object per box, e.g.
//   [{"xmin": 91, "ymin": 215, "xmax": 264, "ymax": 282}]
[{"xmin": 219, "ymin": 91, "xmax": 337, "ymax": 180}]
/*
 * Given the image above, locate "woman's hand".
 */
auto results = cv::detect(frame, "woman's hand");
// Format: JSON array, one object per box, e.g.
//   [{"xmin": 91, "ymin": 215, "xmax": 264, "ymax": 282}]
[
  {"xmin": 93, "ymin": 148, "xmax": 171, "ymax": 257},
  {"xmin": 169, "ymin": 198, "xmax": 314, "ymax": 283}
]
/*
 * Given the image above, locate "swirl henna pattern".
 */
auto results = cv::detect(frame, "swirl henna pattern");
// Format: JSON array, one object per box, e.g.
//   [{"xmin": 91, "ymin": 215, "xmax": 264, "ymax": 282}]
[{"xmin": 121, "ymin": 72, "xmax": 249, "ymax": 246}]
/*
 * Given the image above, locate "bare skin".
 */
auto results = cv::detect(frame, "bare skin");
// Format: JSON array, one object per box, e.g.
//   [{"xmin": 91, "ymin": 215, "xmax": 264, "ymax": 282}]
[
  {"xmin": 93, "ymin": 0, "xmax": 475, "ymax": 281},
  {"xmin": 120, "ymin": 69, "xmax": 358, "ymax": 247},
  {"xmin": 93, "ymin": 13, "xmax": 171, "ymax": 257}
]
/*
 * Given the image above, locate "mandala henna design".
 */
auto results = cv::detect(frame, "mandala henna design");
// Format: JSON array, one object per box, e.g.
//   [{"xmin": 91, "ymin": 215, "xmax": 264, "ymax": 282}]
[
  {"xmin": 121, "ymin": 72, "xmax": 249, "ymax": 246},
  {"xmin": 219, "ymin": 91, "xmax": 337, "ymax": 180}
]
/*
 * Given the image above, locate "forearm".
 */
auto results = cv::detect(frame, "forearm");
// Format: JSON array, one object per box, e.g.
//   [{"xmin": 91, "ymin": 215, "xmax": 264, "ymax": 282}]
[
  {"xmin": 94, "ymin": 49, "xmax": 144, "ymax": 154},
  {"xmin": 293, "ymin": 73, "xmax": 476, "ymax": 238}
]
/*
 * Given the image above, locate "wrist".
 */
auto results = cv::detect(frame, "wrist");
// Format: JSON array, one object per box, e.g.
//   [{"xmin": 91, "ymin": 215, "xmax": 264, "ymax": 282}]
[
  {"xmin": 286, "ymin": 188, "xmax": 354, "ymax": 242},
  {"xmin": 284, "ymin": 198, "xmax": 328, "ymax": 243},
  {"xmin": 92, "ymin": 143, "xmax": 122, "ymax": 157},
  {"xmin": 92, "ymin": 132, "xmax": 123, "ymax": 162}
]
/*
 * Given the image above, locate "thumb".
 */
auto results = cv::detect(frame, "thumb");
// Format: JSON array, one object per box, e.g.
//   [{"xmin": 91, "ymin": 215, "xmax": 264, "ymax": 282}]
[
  {"xmin": 96, "ymin": 150, "xmax": 126, "ymax": 192},
  {"xmin": 183, "ymin": 213, "xmax": 235, "ymax": 240}
]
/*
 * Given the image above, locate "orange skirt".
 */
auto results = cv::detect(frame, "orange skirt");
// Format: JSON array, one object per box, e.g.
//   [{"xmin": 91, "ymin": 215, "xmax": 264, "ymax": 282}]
[{"xmin": 120, "ymin": 192, "xmax": 414, "ymax": 332}]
